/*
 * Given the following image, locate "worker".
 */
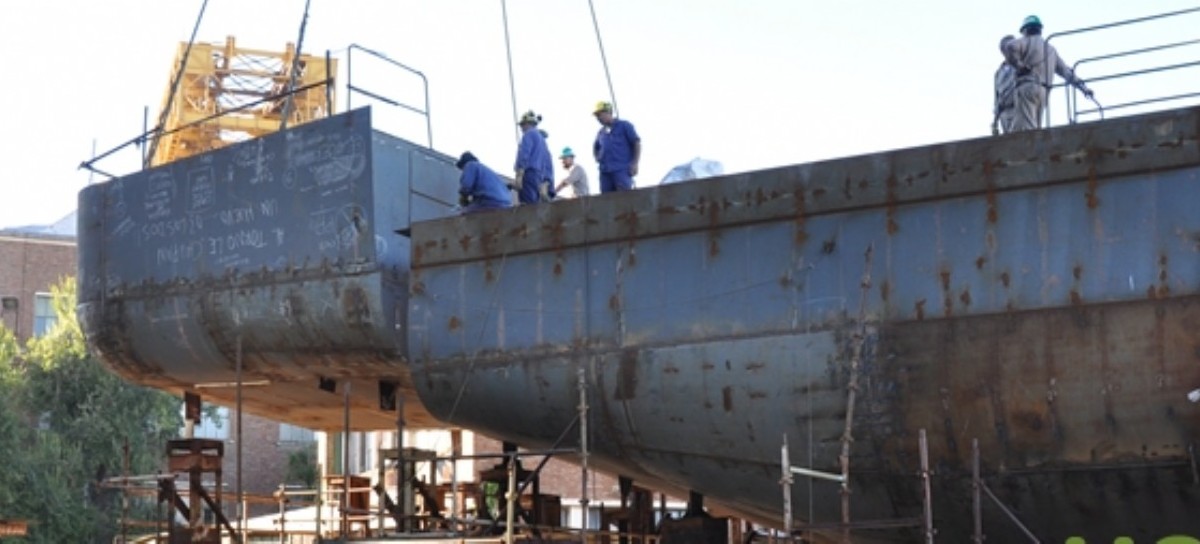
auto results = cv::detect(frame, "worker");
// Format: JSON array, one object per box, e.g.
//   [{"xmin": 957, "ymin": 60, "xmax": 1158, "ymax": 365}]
[
  {"xmin": 514, "ymin": 110, "xmax": 555, "ymax": 204},
  {"xmin": 592, "ymin": 101, "xmax": 641, "ymax": 193},
  {"xmin": 455, "ymin": 151, "xmax": 512, "ymax": 214},
  {"xmin": 554, "ymin": 147, "xmax": 590, "ymax": 198},
  {"xmin": 992, "ymin": 35, "xmax": 1017, "ymax": 136},
  {"xmin": 1003, "ymin": 15, "xmax": 1094, "ymax": 132}
]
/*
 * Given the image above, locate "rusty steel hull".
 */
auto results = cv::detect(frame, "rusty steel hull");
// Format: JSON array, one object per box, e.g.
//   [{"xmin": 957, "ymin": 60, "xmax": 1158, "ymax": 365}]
[
  {"xmin": 408, "ymin": 106, "xmax": 1200, "ymax": 541},
  {"xmin": 77, "ymin": 108, "xmax": 460, "ymax": 430}
]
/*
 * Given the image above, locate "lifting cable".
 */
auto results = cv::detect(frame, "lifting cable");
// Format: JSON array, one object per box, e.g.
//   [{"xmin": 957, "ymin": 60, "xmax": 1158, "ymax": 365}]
[
  {"xmin": 587, "ymin": 0, "xmax": 619, "ymax": 115},
  {"xmin": 144, "ymin": 0, "xmax": 210, "ymax": 169},
  {"xmin": 279, "ymin": 0, "xmax": 314, "ymax": 130},
  {"xmin": 501, "ymin": 0, "xmax": 521, "ymax": 141}
]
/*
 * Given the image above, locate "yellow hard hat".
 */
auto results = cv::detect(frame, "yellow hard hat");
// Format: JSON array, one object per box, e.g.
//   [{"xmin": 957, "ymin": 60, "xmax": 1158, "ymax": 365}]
[{"xmin": 593, "ymin": 101, "xmax": 613, "ymax": 114}]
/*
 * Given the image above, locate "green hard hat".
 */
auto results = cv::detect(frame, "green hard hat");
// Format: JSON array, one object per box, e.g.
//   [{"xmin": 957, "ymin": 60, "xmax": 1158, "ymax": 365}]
[
  {"xmin": 560, "ymin": 147, "xmax": 575, "ymax": 158},
  {"xmin": 1021, "ymin": 15, "xmax": 1042, "ymax": 31}
]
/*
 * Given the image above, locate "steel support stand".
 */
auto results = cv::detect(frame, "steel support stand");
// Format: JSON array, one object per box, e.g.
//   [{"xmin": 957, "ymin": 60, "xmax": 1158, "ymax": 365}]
[
  {"xmin": 919, "ymin": 429, "xmax": 933, "ymax": 544},
  {"xmin": 973, "ymin": 439, "xmax": 984, "ymax": 544},
  {"xmin": 781, "ymin": 434, "xmax": 794, "ymax": 542},
  {"xmin": 505, "ymin": 458, "xmax": 517, "ymax": 544}
]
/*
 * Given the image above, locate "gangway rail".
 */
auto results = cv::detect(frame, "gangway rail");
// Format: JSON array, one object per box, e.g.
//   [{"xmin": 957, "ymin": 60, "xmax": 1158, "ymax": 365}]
[
  {"xmin": 1042, "ymin": 6, "xmax": 1200, "ymax": 126},
  {"xmin": 346, "ymin": 43, "xmax": 433, "ymax": 149}
]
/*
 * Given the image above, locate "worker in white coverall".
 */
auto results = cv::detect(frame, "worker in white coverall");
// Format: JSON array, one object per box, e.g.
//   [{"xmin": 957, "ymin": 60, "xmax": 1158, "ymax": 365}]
[
  {"xmin": 1003, "ymin": 15, "xmax": 1094, "ymax": 132},
  {"xmin": 992, "ymin": 35, "xmax": 1017, "ymax": 135}
]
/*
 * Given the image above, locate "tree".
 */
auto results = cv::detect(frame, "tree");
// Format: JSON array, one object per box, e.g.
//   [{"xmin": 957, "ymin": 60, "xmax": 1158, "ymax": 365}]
[{"xmin": 0, "ymin": 278, "xmax": 183, "ymax": 543}]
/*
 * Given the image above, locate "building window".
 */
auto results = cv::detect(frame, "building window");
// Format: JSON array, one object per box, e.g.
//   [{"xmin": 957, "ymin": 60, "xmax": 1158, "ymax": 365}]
[
  {"xmin": 279, "ymin": 424, "xmax": 315, "ymax": 444},
  {"xmin": 33, "ymin": 293, "xmax": 56, "ymax": 337}
]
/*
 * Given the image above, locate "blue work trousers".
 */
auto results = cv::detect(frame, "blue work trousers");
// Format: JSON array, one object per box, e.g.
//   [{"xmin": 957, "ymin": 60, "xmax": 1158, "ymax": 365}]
[{"xmin": 599, "ymin": 170, "xmax": 634, "ymax": 193}]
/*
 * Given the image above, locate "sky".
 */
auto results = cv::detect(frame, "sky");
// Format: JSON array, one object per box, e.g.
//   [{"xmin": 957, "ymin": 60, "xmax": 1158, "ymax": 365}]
[{"xmin": 0, "ymin": 0, "xmax": 1197, "ymax": 228}]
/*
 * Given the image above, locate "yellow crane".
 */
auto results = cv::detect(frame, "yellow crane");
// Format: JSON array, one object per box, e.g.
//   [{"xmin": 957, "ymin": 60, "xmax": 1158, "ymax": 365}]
[{"xmin": 149, "ymin": 36, "xmax": 336, "ymax": 167}]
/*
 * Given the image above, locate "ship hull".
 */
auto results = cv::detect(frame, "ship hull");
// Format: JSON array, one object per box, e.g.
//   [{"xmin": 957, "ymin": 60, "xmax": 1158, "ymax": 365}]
[{"xmin": 409, "ymin": 106, "xmax": 1200, "ymax": 541}]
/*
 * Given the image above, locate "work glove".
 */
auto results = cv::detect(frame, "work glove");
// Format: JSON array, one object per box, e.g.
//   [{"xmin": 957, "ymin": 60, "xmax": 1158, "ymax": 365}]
[
  {"xmin": 538, "ymin": 181, "xmax": 552, "ymax": 202},
  {"xmin": 511, "ymin": 169, "xmax": 524, "ymax": 190},
  {"xmin": 1082, "ymin": 87, "xmax": 1095, "ymax": 99},
  {"xmin": 458, "ymin": 194, "xmax": 470, "ymax": 207}
]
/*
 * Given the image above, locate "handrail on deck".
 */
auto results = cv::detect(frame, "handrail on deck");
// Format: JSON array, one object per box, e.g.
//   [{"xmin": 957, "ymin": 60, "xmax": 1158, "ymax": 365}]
[
  {"xmin": 1043, "ymin": 7, "xmax": 1200, "ymax": 126},
  {"xmin": 347, "ymin": 43, "xmax": 434, "ymax": 149}
]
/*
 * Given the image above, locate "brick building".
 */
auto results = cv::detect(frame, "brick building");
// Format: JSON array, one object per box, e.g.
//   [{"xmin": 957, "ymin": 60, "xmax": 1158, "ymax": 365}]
[{"xmin": 0, "ymin": 227, "xmax": 77, "ymax": 342}]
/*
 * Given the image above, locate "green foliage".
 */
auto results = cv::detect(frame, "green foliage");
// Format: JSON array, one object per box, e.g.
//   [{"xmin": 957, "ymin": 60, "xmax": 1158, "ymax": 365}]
[
  {"xmin": 0, "ymin": 277, "xmax": 183, "ymax": 543},
  {"xmin": 284, "ymin": 446, "xmax": 319, "ymax": 488}
]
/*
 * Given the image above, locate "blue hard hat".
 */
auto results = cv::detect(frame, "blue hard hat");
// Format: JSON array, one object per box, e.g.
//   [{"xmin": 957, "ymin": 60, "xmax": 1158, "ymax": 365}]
[
  {"xmin": 1021, "ymin": 15, "xmax": 1042, "ymax": 32},
  {"xmin": 560, "ymin": 147, "xmax": 575, "ymax": 158}
]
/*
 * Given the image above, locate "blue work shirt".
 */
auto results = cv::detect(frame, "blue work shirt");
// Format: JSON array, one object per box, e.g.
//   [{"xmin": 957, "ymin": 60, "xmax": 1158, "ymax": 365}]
[
  {"xmin": 459, "ymin": 162, "xmax": 512, "ymax": 209},
  {"xmin": 514, "ymin": 128, "xmax": 554, "ymax": 181},
  {"xmin": 593, "ymin": 119, "xmax": 640, "ymax": 173}
]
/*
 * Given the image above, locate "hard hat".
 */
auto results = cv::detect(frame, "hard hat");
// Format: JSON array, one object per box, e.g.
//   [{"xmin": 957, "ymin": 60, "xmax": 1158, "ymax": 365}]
[
  {"xmin": 594, "ymin": 101, "xmax": 614, "ymax": 114},
  {"xmin": 455, "ymin": 151, "xmax": 477, "ymax": 170},
  {"xmin": 560, "ymin": 147, "xmax": 575, "ymax": 158},
  {"xmin": 999, "ymin": 34, "xmax": 1015, "ymax": 52},
  {"xmin": 518, "ymin": 110, "xmax": 542, "ymax": 125},
  {"xmin": 1020, "ymin": 15, "xmax": 1042, "ymax": 32}
]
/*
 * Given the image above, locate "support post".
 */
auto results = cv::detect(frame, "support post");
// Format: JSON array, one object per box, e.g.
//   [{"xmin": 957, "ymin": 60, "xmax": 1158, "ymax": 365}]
[
  {"xmin": 781, "ymin": 434, "xmax": 794, "ymax": 542},
  {"xmin": 236, "ymin": 335, "xmax": 244, "ymax": 542},
  {"xmin": 919, "ymin": 429, "xmax": 933, "ymax": 544},
  {"xmin": 505, "ymin": 457, "xmax": 517, "ymax": 544},
  {"xmin": 342, "ymin": 380, "xmax": 352, "ymax": 538},
  {"xmin": 578, "ymin": 365, "xmax": 590, "ymax": 532},
  {"xmin": 451, "ymin": 429, "xmax": 462, "ymax": 532},
  {"xmin": 973, "ymin": 439, "xmax": 983, "ymax": 544},
  {"xmin": 395, "ymin": 393, "xmax": 405, "ymax": 533}
]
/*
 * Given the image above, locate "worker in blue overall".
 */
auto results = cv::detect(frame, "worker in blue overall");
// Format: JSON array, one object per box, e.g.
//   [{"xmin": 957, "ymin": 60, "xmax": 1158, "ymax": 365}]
[
  {"xmin": 456, "ymin": 152, "xmax": 512, "ymax": 214},
  {"xmin": 514, "ymin": 111, "xmax": 555, "ymax": 204},
  {"xmin": 592, "ymin": 101, "xmax": 641, "ymax": 193}
]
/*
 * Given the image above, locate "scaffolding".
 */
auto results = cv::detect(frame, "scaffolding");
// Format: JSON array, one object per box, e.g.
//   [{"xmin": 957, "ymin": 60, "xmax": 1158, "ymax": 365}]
[{"xmin": 147, "ymin": 36, "xmax": 336, "ymax": 167}]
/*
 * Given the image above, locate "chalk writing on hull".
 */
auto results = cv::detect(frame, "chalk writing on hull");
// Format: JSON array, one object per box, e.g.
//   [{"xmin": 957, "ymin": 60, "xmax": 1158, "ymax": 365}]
[
  {"xmin": 232, "ymin": 138, "xmax": 275, "ymax": 185},
  {"xmin": 282, "ymin": 134, "xmax": 366, "ymax": 195},
  {"xmin": 187, "ymin": 167, "xmax": 216, "ymax": 215},
  {"xmin": 144, "ymin": 172, "xmax": 177, "ymax": 220},
  {"xmin": 309, "ymin": 204, "xmax": 369, "ymax": 255}
]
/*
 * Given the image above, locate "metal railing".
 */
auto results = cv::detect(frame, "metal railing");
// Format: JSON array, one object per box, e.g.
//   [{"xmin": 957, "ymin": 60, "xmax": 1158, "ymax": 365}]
[
  {"xmin": 81, "ymin": 44, "xmax": 435, "ymax": 181},
  {"xmin": 346, "ymin": 43, "xmax": 433, "ymax": 149},
  {"xmin": 1045, "ymin": 7, "xmax": 1200, "ymax": 125}
]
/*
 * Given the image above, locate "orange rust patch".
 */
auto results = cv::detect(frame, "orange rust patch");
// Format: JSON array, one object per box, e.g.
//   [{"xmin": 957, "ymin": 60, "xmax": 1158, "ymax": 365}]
[
  {"xmin": 448, "ymin": 316, "xmax": 462, "ymax": 330},
  {"xmin": 915, "ymin": 299, "xmax": 927, "ymax": 320},
  {"xmin": 880, "ymin": 280, "xmax": 891, "ymax": 302},
  {"xmin": 959, "ymin": 289, "xmax": 972, "ymax": 307},
  {"xmin": 975, "ymin": 256, "xmax": 987, "ymax": 270},
  {"xmin": 1085, "ymin": 169, "xmax": 1101, "ymax": 209},
  {"xmin": 939, "ymin": 269, "xmax": 951, "ymax": 291},
  {"xmin": 609, "ymin": 294, "xmax": 621, "ymax": 311},
  {"xmin": 1070, "ymin": 290, "xmax": 1083, "ymax": 305},
  {"xmin": 1000, "ymin": 271, "xmax": 1011, "ymax": 288},
  {"xmin": 1073, "ymin": 265, "xmax": 1083, "ymax": 281}
]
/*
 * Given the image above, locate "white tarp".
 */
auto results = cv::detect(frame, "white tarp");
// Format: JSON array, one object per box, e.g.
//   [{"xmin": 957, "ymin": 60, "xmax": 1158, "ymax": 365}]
[{"xmin": 658, "ymin": 157, "xmax": 724, "ymax": 185}]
